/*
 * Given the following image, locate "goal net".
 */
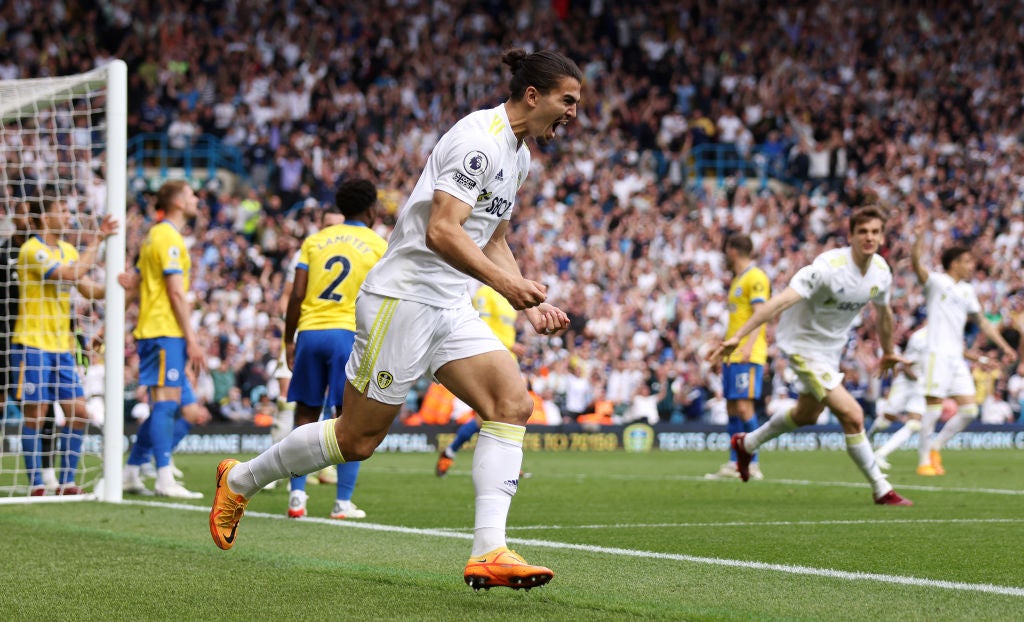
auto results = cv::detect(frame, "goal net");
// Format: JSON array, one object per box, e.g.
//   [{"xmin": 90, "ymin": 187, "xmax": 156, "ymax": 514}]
[{"xmin": 0, "ymin": 61, "xmax": 126, "ymax": 504}]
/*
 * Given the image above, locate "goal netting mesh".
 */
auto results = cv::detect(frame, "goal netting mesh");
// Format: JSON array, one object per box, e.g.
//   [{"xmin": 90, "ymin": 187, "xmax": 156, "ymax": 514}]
[{"xmin": 0, "ymin": 62, "xmax": 126, "ymax": 503}]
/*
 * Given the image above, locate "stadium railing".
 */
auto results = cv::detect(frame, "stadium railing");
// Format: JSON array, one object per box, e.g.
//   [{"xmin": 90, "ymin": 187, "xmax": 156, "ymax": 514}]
[{"xmin": 128, "ymin": 133, "xmax": 247, "ymax": 184}]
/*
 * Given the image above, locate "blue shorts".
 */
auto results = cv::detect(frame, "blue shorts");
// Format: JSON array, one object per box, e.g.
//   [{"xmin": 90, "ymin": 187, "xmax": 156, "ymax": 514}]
[
  {"xmin": 288, "ymin": 329, "xmax": 355, "ymax": 410},
  {"xmin": 723, "ymin": 362, "xmax": 764, "ymax": 401},
  {"xmin": 180, "ymin": 377, "xmax": 196, "ymax": 406},
  {"xmin": 12, "ymin": 346, "xmax": 84, "ymax": 403},
  {"xmin": 137, "ymin": 337, "xmax": 187, "ymax": 388}
]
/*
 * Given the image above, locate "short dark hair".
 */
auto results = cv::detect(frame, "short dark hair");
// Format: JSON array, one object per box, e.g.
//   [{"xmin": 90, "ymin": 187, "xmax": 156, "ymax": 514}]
[
  {"xmin": 333, "ymin": 178, "xmax": 377, "ymax": 220},
  {"xmin": 502, "ymin": 48, "xmax": 582, "ymax": 101},
  {"xmin": 724, "ymin": 234, "xmax": 753, "ymax": 257},
  {"xmin": 848, "ymin": 205, "xmax": 888, "ymax": 233},
  {"xmin": 156, "ymin": 179, "xmax": 189, "ymax": 213},
  {"xmin": 941, "ymin": 245, "xmax": 971, "ymax": 270}
]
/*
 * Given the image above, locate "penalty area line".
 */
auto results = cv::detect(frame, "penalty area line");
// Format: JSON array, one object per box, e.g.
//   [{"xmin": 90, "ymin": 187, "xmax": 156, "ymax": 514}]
[{"xmin": 126, "ymin": 499, "xmax": 1024, "ymax": 598}]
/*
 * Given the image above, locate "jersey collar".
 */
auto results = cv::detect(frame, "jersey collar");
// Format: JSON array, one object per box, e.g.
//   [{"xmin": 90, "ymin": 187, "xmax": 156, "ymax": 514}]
[{"xmin": 495, "ymin": 104, "xmax": 519, "ymax": 153}]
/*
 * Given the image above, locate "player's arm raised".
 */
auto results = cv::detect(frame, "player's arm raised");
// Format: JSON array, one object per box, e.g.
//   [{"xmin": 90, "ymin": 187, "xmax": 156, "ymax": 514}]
[
  {"xmin": 910, "ymin": 218, "xmax": 929, "ymax": 286},
  {"xmin": 708, "ymin": 287, "xmax": 802, "ymax": 363}
]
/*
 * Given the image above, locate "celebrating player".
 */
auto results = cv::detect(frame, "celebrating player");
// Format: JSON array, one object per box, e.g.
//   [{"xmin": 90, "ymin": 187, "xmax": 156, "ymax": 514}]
[
  {"xmin": 210, "ymin": 48, "xmax": 578, "ymax": 590},
  {"xmin": 910, "ymin": 220, "xmax": 1017, "ymax": 475},
  {"xmin": 708, "ymin": 206, "xmax": 912, "ymax": 506}
]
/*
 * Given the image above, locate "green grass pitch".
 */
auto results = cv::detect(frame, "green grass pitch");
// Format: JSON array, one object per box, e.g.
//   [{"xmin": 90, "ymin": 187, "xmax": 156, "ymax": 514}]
[{"xmin": 1, "ymin": 449, "xmax": 1021, "ymax": 620}]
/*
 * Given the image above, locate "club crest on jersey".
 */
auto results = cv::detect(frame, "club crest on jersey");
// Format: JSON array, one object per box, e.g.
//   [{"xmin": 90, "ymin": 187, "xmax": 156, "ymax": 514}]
[
  {"xmin": 376, "ymin": 371, "xmax": 394, "ymax": 390},
  {"xmin": 734, "ymin": 286, "xmax": 742, "ymax": 297},
  {"xmin": 463, "ymin": 151, "xmax": 488, "ymax": 176}
]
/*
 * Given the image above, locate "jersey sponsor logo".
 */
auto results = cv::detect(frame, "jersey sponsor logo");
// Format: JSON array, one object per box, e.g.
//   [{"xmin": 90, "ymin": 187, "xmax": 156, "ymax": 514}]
[
  {"xmin": 484, "ymin": 195, "xmax": 512, "ymax": 218},
  {"xmin": 463, "ymin": 151, "xmax": 489, "ymax": 176},
  {"xmin": 376, "ymin": 370, "xmax": 393, "ymax": 390},
  {"xmin": 452, "ymin": 171, "xmax": 477, "ymax": 190}
]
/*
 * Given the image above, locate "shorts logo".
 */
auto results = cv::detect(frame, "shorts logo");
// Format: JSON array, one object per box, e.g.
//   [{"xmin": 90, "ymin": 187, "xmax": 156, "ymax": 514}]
[
  {"xmin": 376, "ymin": 371, "xmax": 393, "ymax": 390},
  {"xmin": 23, "ymin": 382, "xmax": 36, "ymax": 396},
  {"xmin": 463, "ymin": 151, "xmax": 489, "ymax": 176},
  {"xmin": 167, "ymin": 369, "xmax": 180, "ymax": 382}
]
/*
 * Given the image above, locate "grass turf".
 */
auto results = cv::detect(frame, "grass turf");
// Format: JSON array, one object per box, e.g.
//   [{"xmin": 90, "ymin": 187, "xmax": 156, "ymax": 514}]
[{"xmin": 1, "ymin": 449, "xmax": 1021, "ymax": 620}]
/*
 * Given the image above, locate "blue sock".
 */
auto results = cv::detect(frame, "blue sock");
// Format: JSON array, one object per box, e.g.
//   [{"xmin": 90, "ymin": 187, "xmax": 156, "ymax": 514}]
[
  {"xmin": 743, "ymin": 417, "xmax": 760, "ymax": 463},
  {"xmin": 335, "ymin": 461, "xmax": 361, "ymax": 502},
  {"xmin": 150, "ymin": 400, "xmax": 177, "ymax": 468},
  {"xmin": 172, "ymin": 417, "xmax": 192, "ymax": 450},
  {"xmin": 127, "ymin": 415, "xmax": 154, "ymax": 466},
  {"xmin": 449, "ymin": 418, "xmax": 481, "ymax": 454},
  {"xmin": 60, "ymin": 426, "xmax": 85, "ymax": 485},
  {"xmin": 21, "ymin": 426, "xmax": 42, "ymax": 487},
  {"xmin": 291, "ymin": 474, "xmax": 307, "ymax": 492},
  {"xmin": 726, "ymin": 416, "xmax": 743, "ymax": 462}
]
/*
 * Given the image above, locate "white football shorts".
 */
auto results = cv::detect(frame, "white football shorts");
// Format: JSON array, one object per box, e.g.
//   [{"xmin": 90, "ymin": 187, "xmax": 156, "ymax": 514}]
[
  {"xmin": 345, "ymin": 292, "xmax": 507, "ymax": 405},
  {"xmin": 784, "ymin": 351, "xmax": 844, "ymax": 402},
  {"xmin": 879, "ymin": 377, "xmax": 926, "ymax": 416},
  {"xmin": 922, "ymin": 351, "xmax": 975, "ymax": 399}
]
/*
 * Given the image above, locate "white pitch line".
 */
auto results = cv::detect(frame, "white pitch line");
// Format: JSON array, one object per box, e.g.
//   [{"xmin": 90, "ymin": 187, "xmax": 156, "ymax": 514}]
[
  {"xmin": 507, "ymin": 517, "xmax": 1024, "ymax": 530},
  {"xmin": 127, "ymin": 499, "xmax": 1024, "ymax": 598},
  {"xmin": 373, "ymin": 467, "xmax": 1024, "ymax": 496}
]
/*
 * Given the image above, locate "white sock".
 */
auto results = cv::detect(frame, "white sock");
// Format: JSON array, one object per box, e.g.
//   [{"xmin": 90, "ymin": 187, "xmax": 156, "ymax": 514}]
[
  {"xmin": 471, "ymin": 421, "xmax": 525, "ymax": 558},
  {"xmin": 156, "ymin": 466, "xmax": 176, "ymax": 490},
  {"xmin": 845, "ymin": 432, "xmax": 891, "ymax": 498},
  {"xmin": 743, "ymin": 409, "xmax": 798, "ymax": 452},
  {"xmin": 867, "ymin": 415, "xmax": 891, "ymax": 436},
  {"xmin": 919, "ymin": 404, "xmax": 943, "ymax": 466},
  {"xmin": 934, "ymin": 404, "xmax": 978, "ymax": 450},
  {"xmin": 124, "ymin": 464, "xmax": 141, "ymax": 481},
  {"xmin": 228, "ymin": 419, "xmax": 344, "ymax": 498},
  {"xmin": 875, "ymin": 423, "xmax": 914, "ymax": 460}
]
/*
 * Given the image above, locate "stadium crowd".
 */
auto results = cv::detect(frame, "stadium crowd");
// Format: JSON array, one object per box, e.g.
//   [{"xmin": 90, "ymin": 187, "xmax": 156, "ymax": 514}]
[{"xmin": 3, "ymin": 0, "xmax": 1024, "ymax": 427}]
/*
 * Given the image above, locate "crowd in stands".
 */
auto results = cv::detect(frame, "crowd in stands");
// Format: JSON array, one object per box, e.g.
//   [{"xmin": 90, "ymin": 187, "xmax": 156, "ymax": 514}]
[{"xmin": 3, "ymin": 0, "xmax": 1024, "ymax": 427}]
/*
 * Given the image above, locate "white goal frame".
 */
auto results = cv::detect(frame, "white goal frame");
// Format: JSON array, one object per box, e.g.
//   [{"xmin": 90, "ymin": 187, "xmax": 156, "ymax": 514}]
[{"xmin": 0, "ymin": 60, "xmax": 126, "ymax": 504}]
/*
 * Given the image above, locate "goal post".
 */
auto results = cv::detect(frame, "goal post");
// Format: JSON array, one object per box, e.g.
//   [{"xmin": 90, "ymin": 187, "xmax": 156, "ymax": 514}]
[{"xmin": 0, "ymin": 60, "xmax": 127, "ymax": 504}]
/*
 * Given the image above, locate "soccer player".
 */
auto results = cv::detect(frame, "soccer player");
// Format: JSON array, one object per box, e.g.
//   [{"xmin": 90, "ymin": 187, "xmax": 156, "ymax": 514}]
[
  {"xmin": 211, "ymin": 48, "xmax": 578, "ymax": 591},
  {"xmin": 122, "ymin": 180, "xmax": 206, "ymax": 498},
  {"xmin": 708, "ymin": 206, "xmax": 913, "ymax": 506},
  {"xmin": 1, "ymin": 198, "xmax": 58, "ymax": 490},
  {"xmin": 435, "ymin": 283, "xmax": 518, "ymax": 477},
  {"xmin": 868, "ymin": 321, "xmax": 926, "ymax": 471},
  {"xmin": 13, "ymin": 197, "xmax": 117, "ymax": 495},
  {"xmin": 282, "ymin": 178, "xmax": 386, "ymax": 520},
  {"xmin": 910, "ymin": 221, "xmax": 1017, "ymax": 475},
  {"xmin": 705, "ymin": 234, "xmax": 770, "ymax": 481}
]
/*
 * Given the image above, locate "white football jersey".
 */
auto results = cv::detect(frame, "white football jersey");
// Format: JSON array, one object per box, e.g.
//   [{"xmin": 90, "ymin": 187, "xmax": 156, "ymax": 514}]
[
  {"xmin": 776, "ymin": 247, "xmax": 892, "ymax": 360},
  {"xmin": 362, "ymin": 104, "xmax": 529, "ymax": 307},
  {"xmin": 923, "ymin": 271, "xmax": 980, "ymax": 356}
]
